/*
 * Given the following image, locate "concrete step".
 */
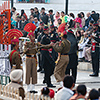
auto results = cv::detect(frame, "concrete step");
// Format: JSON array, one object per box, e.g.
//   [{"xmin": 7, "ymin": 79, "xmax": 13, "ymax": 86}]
[{"xmin": 78, "ymin": 62, "xmax": 92, "ymax": 71}]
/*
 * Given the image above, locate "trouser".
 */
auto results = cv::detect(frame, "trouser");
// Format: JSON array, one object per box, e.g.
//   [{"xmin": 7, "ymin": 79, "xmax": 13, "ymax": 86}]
[
  {"xmin": 91, "ymin": 48, "xmax": 99, "ymax": 74},
  {"xmin": 25, "ymin": 57, "xmax": 37, "ymax": 85},
  {"xmin": 54, "ymin": 55, "xmax": 69, "ymax": 82},
  {"xmin": 66, "ymin": 68, "xmax": 77, "ymax": 83},
  {"xmin": 85, "ymin": 47, "xmax": 91, "ymax": 61},
  {"xmin": 38, "ymin": 53, "xmax": 42, "ymax": 70}
]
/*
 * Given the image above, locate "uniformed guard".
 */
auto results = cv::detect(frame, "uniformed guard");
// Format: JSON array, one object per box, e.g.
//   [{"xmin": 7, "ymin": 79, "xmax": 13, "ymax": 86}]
[
  {"xmin": 51, "ymin": 31, "xmax": 71, "ymax": 86},
  {"xmin": 41, "ymin": 26, "xmax": 56, "ymax": 87},
  {"xmin": 8, "ymin": 29, "xmax": 23, "ymax": 71},
  {"xmin": 49, "ymin": 24, "xmax": 59, "ymax": 61},
  {"xmin": 24, "ymin": 32, "xmax": 38, "ymax": 93},
  {"xmin": 89, "ymin": 23, "xmax": 100, "ymax": 77}
]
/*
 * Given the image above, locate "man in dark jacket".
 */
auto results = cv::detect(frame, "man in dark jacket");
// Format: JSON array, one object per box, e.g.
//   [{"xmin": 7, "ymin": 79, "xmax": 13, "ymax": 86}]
[
  {"xmin": 65, "ymin": 28, "xmax": 78, "ymax": 83},
  {"xmin": 40, "ymin": 7, "xmax": 48, "ymax": 25}
]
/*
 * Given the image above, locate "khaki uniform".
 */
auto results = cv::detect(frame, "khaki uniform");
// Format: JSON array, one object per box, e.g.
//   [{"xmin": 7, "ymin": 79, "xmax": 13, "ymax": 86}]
[
  {"xmin": 24, "ymin": 41, "xmax": 38, "ymax": 85},
  {"xmin": 53, "ymin": 39, "xmax": 71, "ymax": 82},
  {"xmin": 9, "ymin": 49, "xmax": 22, "ymax": 70}
]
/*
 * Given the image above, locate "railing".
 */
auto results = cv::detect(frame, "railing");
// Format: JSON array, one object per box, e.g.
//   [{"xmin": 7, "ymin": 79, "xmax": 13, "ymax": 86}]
[{"xmin": 0, "ymin": 84, "xmax": 55, "ymax": 100}]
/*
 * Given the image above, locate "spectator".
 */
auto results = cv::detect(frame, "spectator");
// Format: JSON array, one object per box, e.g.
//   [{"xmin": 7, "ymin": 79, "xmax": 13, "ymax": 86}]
[
  {"xmin": 11, "ymin": 17, "xmax": 16, "ymax": 29},
  {"xmin": 48, "ymin": 9, "xmax": 54, "ymax": 25},
  {"xmin": 6, "ymin": 69, "xmax": 25, "ymax": 100},
  {"xmin": 40, "ymin": 7, "xmax": 48, "ymax": 25},
  {"xmin": 11, "ymin": 7, "xmax": 18, "ymax": 21},
  {"xmin": 60, "ymin": 11, "xmax": 68, "ymax": 23},
  {"xmin": 16, "ymin": 15, "xmax": 22, "ymax": 30},
  {"xmin": 76, "ymin": 31, "xmax": 81, "ymax": 43},
  {"xmin": 57, "ymin": 18, "xmax": 62, "ymax": 27},
  {"xmin": 85, "ymin": 12, "xmax": 93, "ymax": 30},
  {"xmin": 30, "ymin": 8, "xmax": 34, "ymax": 16},
  {"xmin": 87, "ymin": 89, "xmax": 99, "ymax": 100},
  {"xmin": 21, "ymin": 9, "xmax": 28, "ymax": 21},
  {"xmin": 34, "ymin": 7, "xmax": 40, "ymax": 21},
  {"xmin": 75, "ymin": 13, "xmax": 82, "ymax": 28},
  {"xmin": 54, "ymin": 12, "xmax": 60, "ymax": 26},
  {"xmin": 78, "ymin": 32, "xmax": 90, "ymax": 61},
  {"xmin": 70, "ymin": 85, "xmax": 87, "ymax": 100},
  {"xmin": 21, "ymin": 15, "xmax": 28, "ymax": 37},
  {"xmin": 34, "ymin": 17, "xmax": 40, "ymax": 27},
  {"xmin": 55, "ymin": 75, "xmax": 75, "ymax": 100},
  {"xmin": 80, "ymin": 12, "xmax": 85, "ymax": 28},
  {"xmin": 29, "ymin": 15, "xmax": 35, "ymax": 23}
]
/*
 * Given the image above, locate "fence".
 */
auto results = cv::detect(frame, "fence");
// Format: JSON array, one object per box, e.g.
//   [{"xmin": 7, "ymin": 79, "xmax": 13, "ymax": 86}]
[
  {"xmin": 0, "ymin": 1, "xmax": 11, "ymax": 85},
  {"xmin": 0, "ymin": 84, "xmax": 55, "ymax": 100}
]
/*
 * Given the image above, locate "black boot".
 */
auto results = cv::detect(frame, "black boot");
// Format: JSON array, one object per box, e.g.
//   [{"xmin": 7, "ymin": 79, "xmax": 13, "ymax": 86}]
[{"xmin": 89, "ymin": 73, "xmax": 98, "ymax": 77}]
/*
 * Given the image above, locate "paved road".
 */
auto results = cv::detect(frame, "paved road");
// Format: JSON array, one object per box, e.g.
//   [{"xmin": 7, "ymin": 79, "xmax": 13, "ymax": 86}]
[{"xmin": 22, "ymin": 58, "xmax": 100, "ymax": 95}]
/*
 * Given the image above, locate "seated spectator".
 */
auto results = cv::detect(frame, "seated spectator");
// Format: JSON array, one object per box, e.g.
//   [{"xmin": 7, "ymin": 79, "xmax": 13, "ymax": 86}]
[
  {"xmin": 70, "ymin": 85, "xmax": 87, "ymax": 100},
  {"xmin": 74, "ymin": 22, "xmax": 82, "ymax": 33},
  {"xmin": 34, "ymin": 7, "xmax": 40, "ymax": 21},
  {"xmin": 6, "ymin": 69, "xmax": 25, "ymax": 100},
  {"xmin": 29, "ymin": 15, "xmax": 35, "ymax": 24},
  {"xmin": 86, "ymin": 20, "xmax": 94, "ymax": 32},
  {"xmin": 76, "ymin": 31, "xmax": 81, "ymax": 43},
  {"xmin": 78, "ymin": 32, "xmax": 90, "ymax": 61},
  {"xmin": 41, "ymin": 87, "xmax": 55, "ymax": 99},
  {"xmin": 87, "ymin": 89, "xmax": 99, "ymax": 100},
  {"xmin": 55, "ymin": 75, "xmax": 75, "ymax": 100}
]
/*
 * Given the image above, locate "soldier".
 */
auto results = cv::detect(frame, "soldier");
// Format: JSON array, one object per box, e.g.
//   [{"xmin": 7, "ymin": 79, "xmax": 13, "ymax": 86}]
[
  {"xmin": 24, "ymin": 32, "xmax": 38, "ymax": 93},
  {"xmin": 41, "ymin": 26, "xmax": 56, "ymax": 87},
  {"xmin": 49, "ymin": 24, "xmax": 59, "ymax": 61},
  {"xmin": 9, "ymin": 37, "xmax": 22, "ymax": 70},
  {"xmin": 89, "ymin": 23, "xmax": 100, "ymax": 77},
  {"xmin": 51, "ymin": 31, "xmax": 71, "ymax": 86}
]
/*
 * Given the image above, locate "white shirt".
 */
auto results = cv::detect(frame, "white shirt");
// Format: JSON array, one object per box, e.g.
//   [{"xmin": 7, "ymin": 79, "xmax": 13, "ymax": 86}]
[{"xmin": 55, "ymin": 87, "xmax": 74, "ymax": 100}]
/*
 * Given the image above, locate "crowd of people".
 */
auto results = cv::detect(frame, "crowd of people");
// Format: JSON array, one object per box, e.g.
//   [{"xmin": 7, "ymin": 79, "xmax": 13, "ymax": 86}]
[{"xmin": 2, "ymin": 6, "xmax": 100, "ymax": 100}]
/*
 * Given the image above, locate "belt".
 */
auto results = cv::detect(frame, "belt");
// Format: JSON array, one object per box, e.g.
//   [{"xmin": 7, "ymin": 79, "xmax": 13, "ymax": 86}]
[
  {"xmin": 41, "ymin": 49, "xmax": 48, "ymax": 51},
  {"xmin": 26, "ymin": 55, "xmax": 35, "ymax": 57},
  {"xmin": 61, "ymin": 53, "xmax": 68, "ymax": 55},
  {"xmin": 12, "ymin": 64, "xmax": 23, "ymax": 68}
]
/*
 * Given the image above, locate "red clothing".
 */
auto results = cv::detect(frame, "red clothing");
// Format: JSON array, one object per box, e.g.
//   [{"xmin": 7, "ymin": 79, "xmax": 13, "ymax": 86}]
[
  {"xmin": 23, "ymin": 13, "xmax": 28, "ymax": 20},
  {"xmin": 75, "ymin": 17, "xmax": 82, "ymax": 28}
]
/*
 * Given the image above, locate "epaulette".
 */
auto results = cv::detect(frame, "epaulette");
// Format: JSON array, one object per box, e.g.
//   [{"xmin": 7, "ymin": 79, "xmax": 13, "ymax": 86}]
[{"xmin": 62, "ymin": 41, "xmax": 65, "ymax": 47}]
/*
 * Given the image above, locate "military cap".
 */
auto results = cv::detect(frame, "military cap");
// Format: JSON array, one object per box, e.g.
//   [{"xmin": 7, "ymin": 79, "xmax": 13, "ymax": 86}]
[
  {"xmin": 60, "ymin": 31, "xmax": 67, "ymax": 37},
  {"xmin": 93, "ymin": 23, "xmax": 98, "ymax": 26},
  {"xmin": 50, "ymin": 24, "xmax": 54, "ymax": 28},
  {"xmin": 39, "ymin": 22, "xmax": 44, "ymax": 26},
  {"xmin": 43, "ymin": 26, "xmax": 49, "ymax": 31}
]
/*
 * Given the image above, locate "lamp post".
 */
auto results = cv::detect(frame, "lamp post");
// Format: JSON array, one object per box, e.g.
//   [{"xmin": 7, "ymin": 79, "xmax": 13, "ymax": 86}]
[
  {"xmin": 65, "ymin": 0, "xmax": 68, "ymax": 15},
  {"xmin": 11, "ymin": 0, "xmax": 13, "ymax": 8}
]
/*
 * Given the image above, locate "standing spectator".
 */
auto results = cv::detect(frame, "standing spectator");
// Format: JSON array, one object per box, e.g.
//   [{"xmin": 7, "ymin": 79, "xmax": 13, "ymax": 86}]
[
  {"xmin": 30, "ymin": 8, "xmax": 34, "ymax": 16},
  {"xmin": 40, "ymin": 7, "xmax": 48, "ymax": 25},
  {"xmin": 34, "ymin": 17, "xmax": 40, "ymax": 38},
  {"xmin": 29, "ymin": 15, "xmax": 35, "ymax": 24},
  {"xmin": 48, "ymin": 9, "xmax": 54, "ymax": 25},
  {"xmin": 54, "ymin": 12, "xmax": 60, "ymax": 26},
  {"xmin": 21, "ymin": 16, "xmax": 28, "ymax": 37},
  {"xmin": 11, "ymin": 7, "xmax": 18, "ymax": 21},
  {"xmin": 80, "ymin": 12, "xmax": 85, "ymax": 28},
  {"xmin": 75, "ymin": 13, "xmax": 82, "ymax": 28},
  {"xmin": 34, "ymin": 17, "xmax": 40, "ymax": 27},
  {"xmin": 89, "ymin": 23, "xmax": 100, "ymax": 77},
  {"xmin": 16, "ymin": 15, "xmax": 22, "ymax": 30},
  {"xmin": 34, "ymin": 7, "xmax": 40, "ymax": 21},
  {"xmin": 60, "ymin": 11, "xmax": 68, "ymax": 23},
  {"xmin": 55, "ymin": 75, "xmax": 75, "ymax": 100},
  {"xmin": 21, "ymin": 9, "xmax": 28, "ymax": 21},
  {"xmin": 57, "ymin": 18, "xmax": 62, "ymax": 27}
]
